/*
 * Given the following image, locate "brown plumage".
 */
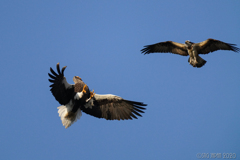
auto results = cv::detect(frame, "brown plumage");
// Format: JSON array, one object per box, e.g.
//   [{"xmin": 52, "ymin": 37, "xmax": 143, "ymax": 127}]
[{"xmin": 141, "ymin": 38, "xmax": 239, "ymax": 68}]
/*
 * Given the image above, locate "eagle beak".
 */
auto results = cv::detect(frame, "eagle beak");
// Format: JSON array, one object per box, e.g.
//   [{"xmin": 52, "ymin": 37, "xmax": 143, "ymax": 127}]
[{"xmin": 75, "ymin": 76, "xmax": 82, "ymax": 80}]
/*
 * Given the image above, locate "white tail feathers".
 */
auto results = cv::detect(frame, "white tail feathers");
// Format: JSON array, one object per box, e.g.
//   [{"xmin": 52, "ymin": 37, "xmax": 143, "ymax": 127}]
[{"xmin": 57, "ymin": 105, "xmax": 82, "ymax": 128}]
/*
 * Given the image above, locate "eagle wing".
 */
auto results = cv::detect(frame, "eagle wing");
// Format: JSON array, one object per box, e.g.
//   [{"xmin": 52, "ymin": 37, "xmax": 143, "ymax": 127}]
[
  {"xmin": 196, "ymin": 38, "xmax": 240, "ymax": 54},
  {"xmin": 82, "ymin": 94, "xmax": 147, "ymax": 120},
  {"xmin": 48, "ymin": 63, "xmax": 74, "ymax": 105},
  {"xmin": 141, "ymin": 41, "xmax": 188, "ymax": 56}
]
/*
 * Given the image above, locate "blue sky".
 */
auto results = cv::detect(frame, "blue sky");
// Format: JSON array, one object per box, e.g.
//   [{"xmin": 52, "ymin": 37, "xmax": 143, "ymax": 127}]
[{"xmin": 0, "ymin": 1, "xmax": 239, "ymax": 160}]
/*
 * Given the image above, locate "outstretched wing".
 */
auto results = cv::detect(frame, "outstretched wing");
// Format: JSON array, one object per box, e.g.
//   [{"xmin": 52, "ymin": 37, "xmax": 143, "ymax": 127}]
[
  {"xmin": 196, "ymin": 38, "xmax": 240, "ymax": 54},
  {"xmin": 82, "ymin": 94, "xmax": 147, "ymax": 120},
  {"xmin": 141, "ymin": 41, "xmax": 188, "ymax": 56},
  {"xmin": 48, "ymin": 63, "xmax": 74, "ymax": 105}
]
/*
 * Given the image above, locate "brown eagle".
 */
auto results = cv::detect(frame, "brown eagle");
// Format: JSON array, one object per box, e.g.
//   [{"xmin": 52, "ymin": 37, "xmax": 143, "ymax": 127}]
[
  {"xmin": 48, "ymin": 63, "xmax": 147, "ymax": 128},
  {"xmin": 141, "ymin": 38, "xmax": 239, "ymax": 68}
]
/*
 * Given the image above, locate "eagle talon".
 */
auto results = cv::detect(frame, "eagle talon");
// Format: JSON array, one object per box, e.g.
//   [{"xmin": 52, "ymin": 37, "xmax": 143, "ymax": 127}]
[
  {"xmin": 86, "ymin": 90, "xmax": 95, "ymax": 102},
  {"xmin": 82, "ymin": 84, "xmax": 87, "ymax": 93},
  {"xmin": 90, "ymin": 89, "xmax": 95, "ymax": 99}
]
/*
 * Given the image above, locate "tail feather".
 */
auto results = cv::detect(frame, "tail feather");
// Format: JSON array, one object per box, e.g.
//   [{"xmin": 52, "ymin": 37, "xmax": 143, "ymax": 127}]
[
  {"xmin": 57, "ymin": 105, "xmax": 82, "ymax": 128},
  {"xmin": 196, "ymin": 56, "xmax": 206, "ymax": 68},
  {"xmin": 188, "ymin": 56, "xmax": 206, "ymax": 68}
]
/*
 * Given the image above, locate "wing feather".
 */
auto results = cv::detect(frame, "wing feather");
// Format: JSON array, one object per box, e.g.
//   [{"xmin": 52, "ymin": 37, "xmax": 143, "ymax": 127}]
[
  {"xmin": 48, "ymin": 73, "xmax": 56, "ymax": 79},
  {"xmin": 129, "ymin": 112, "xmax": 137, "ymax": 119},
  {"xmin": 132, "ymin": 107, "xmax": 144, "ymax": 114},
  {"xmin": 119, "ymin": 109, "xmax": 129, "ymax": 120},
  {"xmin": 132, "ymin": 110, "xmax": 142, "ymax": 117},
  {"xmin": 48, "ymin": 63, "xmax": 74, "ymax": 105},
  {"xmin": 48, "ymin": 79, "xmax": 55, "ymax": 83},
  {"xmin": 82, "ymin": 94, "xmax": 147, "ymax": 120},
  {"xmin": 50, "ymin": 67, "xmax": 58, "ymax": 77},
  {"xmin": 197, "ymin": 38, "xmax": 240, "ymax": 54},
  {"xmin": 141, "ymin": 41, "xmax": 188, "ymax": 56}
]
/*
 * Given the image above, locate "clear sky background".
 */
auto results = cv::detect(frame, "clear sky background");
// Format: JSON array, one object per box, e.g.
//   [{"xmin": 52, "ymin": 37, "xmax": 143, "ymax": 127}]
[{"xmin": 0, "ymin": 1, "xmax": 239, "ymax": 160}]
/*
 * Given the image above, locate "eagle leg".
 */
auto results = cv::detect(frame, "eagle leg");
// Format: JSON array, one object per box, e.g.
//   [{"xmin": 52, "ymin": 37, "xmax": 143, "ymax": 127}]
[
  {"xmin": 90, "ymin": 89, "xmax": 95, "ymax": 99},
  {"xmin": 86, "ymin": 90, "xmax": 95, "ymax": 102},
  {"xmin": 82, "ymin": 84, "xmax": 87, "ymax": 93}
]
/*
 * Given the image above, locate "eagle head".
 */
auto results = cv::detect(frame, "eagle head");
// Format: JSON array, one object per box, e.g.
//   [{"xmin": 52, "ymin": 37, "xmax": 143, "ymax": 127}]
[
  {"xmin": 185, "ymin": 40, "xmax": 194, "ymax": 47},
  {"xmin": 73, "ymin": 76, "xmax": 82, "ymax": 83}
]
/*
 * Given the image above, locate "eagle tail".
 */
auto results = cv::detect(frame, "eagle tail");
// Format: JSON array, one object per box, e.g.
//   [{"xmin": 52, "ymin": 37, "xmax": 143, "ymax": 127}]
[
  {"xmin": 196, "ymin": 56, "xmax": 206, "ymax": 68},
  {"xmin": 57, "ymin": 105, "xmax": 82, "ymax": 128},
  {"xmin": 188, "ymin": 56, "xmax": 206, "ymax": 68}
]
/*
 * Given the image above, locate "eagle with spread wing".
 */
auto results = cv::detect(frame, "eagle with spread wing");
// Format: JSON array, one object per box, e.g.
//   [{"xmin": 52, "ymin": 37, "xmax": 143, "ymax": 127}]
[
  {"xmin": 141, "ymin": 38, "xmax": 239, "ymax": 68},
  {"xmin": 48, "ymin": 63, "xmax": 147, "ymax": 128}
]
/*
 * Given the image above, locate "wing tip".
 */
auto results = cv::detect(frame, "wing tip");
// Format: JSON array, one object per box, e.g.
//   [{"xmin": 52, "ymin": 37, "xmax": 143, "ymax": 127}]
[
  {"xmin": 141, "ymin": 45, "xmax": 151, "ymax": 54},
  {"xmin": 229, "ymin": 44, "xmax": 240, "ymax": 52}
]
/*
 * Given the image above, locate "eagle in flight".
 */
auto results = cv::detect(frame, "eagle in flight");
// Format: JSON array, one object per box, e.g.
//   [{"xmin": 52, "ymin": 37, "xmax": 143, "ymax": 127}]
[
  {"xmin": 141, "ymin": 38, "xmax": 239, "ymax": 68},
  {"xmin": 48, "ymin": 63, "xmax": 147, "ymax": 128}
]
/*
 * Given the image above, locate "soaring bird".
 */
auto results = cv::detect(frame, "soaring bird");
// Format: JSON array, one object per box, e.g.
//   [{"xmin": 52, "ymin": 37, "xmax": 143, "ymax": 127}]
[
  {"xmin": 48, "ymin": 63, "xmax": 147, "ymax": 128},
  {"xmin": 141, "ymin": 38, "xmax": 239, "ymax": 68}
]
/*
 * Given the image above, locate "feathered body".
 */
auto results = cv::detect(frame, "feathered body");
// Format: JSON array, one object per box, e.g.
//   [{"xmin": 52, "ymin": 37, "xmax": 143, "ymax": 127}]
[
  {"xmin": 48, "ymin": 63, "xmax": 147, "ymax": 128},
  {"xmin": 141, "ymin": 38, "xmax": 239, "ymax": 68}
]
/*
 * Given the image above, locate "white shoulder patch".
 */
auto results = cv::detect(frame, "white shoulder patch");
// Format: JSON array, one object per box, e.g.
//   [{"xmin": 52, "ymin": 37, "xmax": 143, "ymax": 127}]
[
  {"xmin": 62, "ymin": 77, "xmax": 72, "ymax": 89},
  {"xmin": 94, "ymin": 94, "xmax": 122, "ymax": 101}
]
